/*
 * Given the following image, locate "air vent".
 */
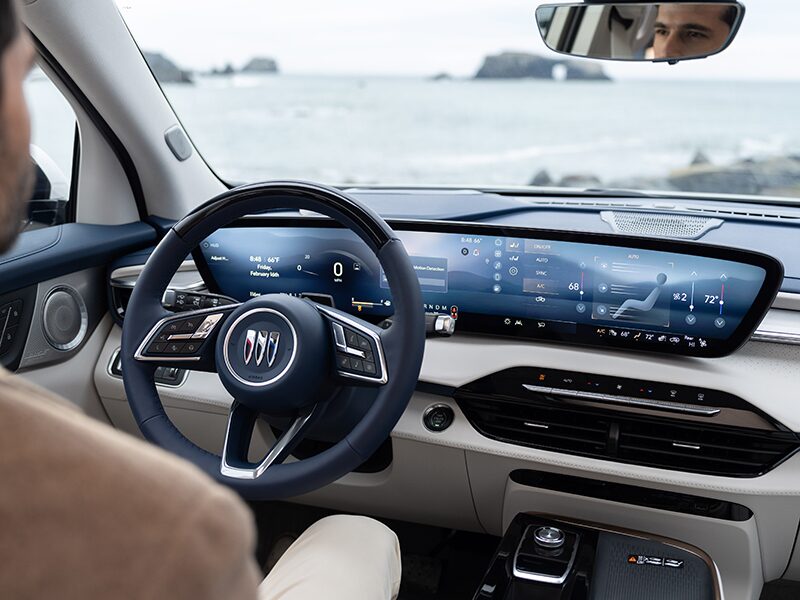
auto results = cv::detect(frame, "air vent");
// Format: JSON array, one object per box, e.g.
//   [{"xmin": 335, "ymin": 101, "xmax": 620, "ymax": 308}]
[
  {"xmin": 526, "ymin": 198, "xmax": 800, "ymax": 223},
  {"xmin": 600, "ymin": 211, "xmax": 723, "ymax": 239},
  {"xmin": 457, "ymin": 395, "xmax": 610, "ymax": 456},
  {"xmin": 683, "ymin": 205, "xmax": 800, "ymax": 221},
  {"xmin": 457, "ymin": 393, "xmax": 799, "ymax": 477},
  {"xmin": 617, "ymin": 420, "xmax": 797, "ymax": 477},
  {"xmin": 527, "ymin": 200, "xmax": 645, "ymax": 209},
  {"xmin": 109, "ymin": 283, "xmax": 133, "ymax": 321}
]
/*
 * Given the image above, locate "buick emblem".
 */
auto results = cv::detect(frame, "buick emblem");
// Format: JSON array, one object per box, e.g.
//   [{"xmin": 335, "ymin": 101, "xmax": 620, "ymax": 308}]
[{"xmin": 244, "ymin": 330, "xmax": 280, "ymax": 367}]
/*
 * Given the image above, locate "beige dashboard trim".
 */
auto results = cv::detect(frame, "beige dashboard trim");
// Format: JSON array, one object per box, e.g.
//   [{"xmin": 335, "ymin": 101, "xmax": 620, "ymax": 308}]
[
  {"xmin": 752, "ymin": 301, "xmax": 800, "ymax": 345},
  {"xmin": 772, "ymin": 292, "xmax": 800, "ymax": 311}
]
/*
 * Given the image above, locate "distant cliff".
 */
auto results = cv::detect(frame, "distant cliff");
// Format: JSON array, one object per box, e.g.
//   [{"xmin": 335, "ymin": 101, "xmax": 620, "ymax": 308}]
[
  {"xmin": 475, "ymin": 52, "xmax": 610, "ymax": 81},
  {"xmin": 241, "ymin": 57, "xmax": 279, "ymax": 74},
  {"xmin": 143, "ymin": 52, "xmax": 193, "ymax": 84}
]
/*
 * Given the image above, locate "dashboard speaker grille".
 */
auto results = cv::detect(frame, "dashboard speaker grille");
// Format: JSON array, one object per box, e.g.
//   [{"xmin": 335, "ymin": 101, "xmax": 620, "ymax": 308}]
[
  {"xmin": 600, "ymin": 211, "xmax": 723, "ymax": 239},
  {"xmin": 457, "ymin": 393, "xmax": 799, "ymax": 477}
]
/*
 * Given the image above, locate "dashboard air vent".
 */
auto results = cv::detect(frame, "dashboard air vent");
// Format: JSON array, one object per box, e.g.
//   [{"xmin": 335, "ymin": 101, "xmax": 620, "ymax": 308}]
[
  {"xmin": 616, "ymin": 420, "xmax": 796, "ymax": 477},
  {"xmin": 458, "ymin": 396, "xmax": 611, "ymax": 456},
  {"xmin": 600, "ymin": 211, "xmax": 722, "ymax": 239},
  {"xmin": 683, "ymin": 205, "xmax": 800, "ymax": 221},
  {"xmin": 457, "ymin": 393, "xmax": 799, "ymax": 477}
]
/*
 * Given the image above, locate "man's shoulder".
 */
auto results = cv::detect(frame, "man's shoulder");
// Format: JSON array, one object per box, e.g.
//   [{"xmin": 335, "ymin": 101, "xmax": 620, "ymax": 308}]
[
  {"xmin": 0, "ymin": 370, "xmax": 241, "ymax": 515},
  {"xmin": 0, "ymin": 371, "xmax": 258, "ymax": 598}
]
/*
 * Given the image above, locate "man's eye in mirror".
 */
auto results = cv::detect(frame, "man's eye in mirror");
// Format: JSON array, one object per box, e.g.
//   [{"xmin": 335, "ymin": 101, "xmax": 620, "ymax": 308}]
[{"xmin": 536, "ymin": 2, "xmax": 744, "ymax": 63}]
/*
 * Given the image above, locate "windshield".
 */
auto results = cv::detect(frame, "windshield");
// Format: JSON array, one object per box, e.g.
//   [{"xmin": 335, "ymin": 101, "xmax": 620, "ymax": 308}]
[{"xmin": 116, "ymin": 0, "xmax": 800, "ymax": 200}]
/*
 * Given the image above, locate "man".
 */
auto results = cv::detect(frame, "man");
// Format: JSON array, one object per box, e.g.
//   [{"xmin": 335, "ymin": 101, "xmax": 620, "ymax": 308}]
[
  {"xmin": 652, "ymin": 3, "xmax": 737, "ymax": 59},
  {"xmin": 0, "ymin": 1, "xmax": 401, "ymax": 598}
]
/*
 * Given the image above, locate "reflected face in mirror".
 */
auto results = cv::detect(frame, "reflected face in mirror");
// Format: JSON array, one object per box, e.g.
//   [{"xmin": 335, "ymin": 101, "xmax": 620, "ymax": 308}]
[
  {"xmin": 535, "ymin": 2, "xmax": 742, "ymax": 63},
  {"xmin": 652, "ymin": 4, "xmax": 736, "ymax": 59}
]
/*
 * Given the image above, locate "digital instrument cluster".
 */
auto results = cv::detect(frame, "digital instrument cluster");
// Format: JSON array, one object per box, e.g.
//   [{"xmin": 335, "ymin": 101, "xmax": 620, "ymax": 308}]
[{"xmin": 197, "ymin": 221, "xmax": 781, "ymax": 357}]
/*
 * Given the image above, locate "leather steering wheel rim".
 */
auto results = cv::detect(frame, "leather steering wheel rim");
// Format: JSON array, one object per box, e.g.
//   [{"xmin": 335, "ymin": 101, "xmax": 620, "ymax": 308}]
[{"xmin": 120, "ymin": 181, "xmax": 425, "ymax": 500}]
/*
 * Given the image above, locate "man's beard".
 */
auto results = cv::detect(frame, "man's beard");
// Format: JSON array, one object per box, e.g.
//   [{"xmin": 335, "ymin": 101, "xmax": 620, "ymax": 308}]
[{"xmin": 0, "ymin": 158, "xmax": 34, "ymax": 254}]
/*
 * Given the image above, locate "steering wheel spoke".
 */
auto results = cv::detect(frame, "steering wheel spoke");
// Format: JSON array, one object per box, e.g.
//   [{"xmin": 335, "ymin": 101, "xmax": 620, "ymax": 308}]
[
  {"xmin": 315, "ymin": 304, "xmax": 388, "ymax": 386},
  {"xmin": 220, "ymin": 402, "xmax": 319, "ymax": 480},
  {"xmin": 134, "ymin": 304, "xmax": 239, "ymax": 372}
]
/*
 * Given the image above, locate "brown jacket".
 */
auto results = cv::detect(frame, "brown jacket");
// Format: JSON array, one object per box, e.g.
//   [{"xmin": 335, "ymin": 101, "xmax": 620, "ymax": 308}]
[{"xmin": 0, "ymin": 368, "xmax": 261, "ymax": 599}]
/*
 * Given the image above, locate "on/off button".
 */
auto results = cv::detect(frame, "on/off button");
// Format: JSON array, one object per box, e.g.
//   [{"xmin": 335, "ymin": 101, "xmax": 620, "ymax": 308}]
[{"xmin": 423, "ymin": 404, "xmax": 454, "ymax": 432}]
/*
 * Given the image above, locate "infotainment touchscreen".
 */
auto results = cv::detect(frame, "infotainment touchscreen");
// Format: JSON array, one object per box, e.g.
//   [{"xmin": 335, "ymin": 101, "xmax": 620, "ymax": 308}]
[{"xmin": 197, "ymin": 221, "xmax": 782, "ymax": 357}]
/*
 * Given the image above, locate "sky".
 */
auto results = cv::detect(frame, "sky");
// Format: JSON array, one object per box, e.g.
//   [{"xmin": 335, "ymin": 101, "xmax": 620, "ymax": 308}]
[{"xmin": 116, "ymin": 0, "xmax": 800, "ymax": 81}]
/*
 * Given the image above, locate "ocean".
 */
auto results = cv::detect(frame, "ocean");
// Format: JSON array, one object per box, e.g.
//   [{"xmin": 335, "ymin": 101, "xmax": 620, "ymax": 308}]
[{"xmin": 25, "ymin": 74, "xmax": 800, "ymax": 194}]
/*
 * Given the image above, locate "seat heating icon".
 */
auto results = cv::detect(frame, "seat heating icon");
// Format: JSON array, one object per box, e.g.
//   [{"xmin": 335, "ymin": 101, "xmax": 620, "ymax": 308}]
[{"xmin": 612, "ymin": 273, "xmax": 668, "ymax": 320}]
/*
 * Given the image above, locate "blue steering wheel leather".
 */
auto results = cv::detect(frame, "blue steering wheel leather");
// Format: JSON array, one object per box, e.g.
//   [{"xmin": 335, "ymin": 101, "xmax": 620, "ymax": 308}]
[{"xmin": 121, "ymin": 181, "xmax": 425, "ymax": 500}]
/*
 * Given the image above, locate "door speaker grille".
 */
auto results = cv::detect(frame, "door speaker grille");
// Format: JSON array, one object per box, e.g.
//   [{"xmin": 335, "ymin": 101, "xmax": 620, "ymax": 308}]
[{"xmin": 42, "ymin": 286, "xmax": 88, "ymax": 351}]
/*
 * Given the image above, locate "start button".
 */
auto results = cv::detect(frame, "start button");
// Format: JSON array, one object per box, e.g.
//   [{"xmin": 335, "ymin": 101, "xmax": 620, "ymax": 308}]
[{"xmin": 423, "ymin": 404, "xmax": 455, "ymax": 432}]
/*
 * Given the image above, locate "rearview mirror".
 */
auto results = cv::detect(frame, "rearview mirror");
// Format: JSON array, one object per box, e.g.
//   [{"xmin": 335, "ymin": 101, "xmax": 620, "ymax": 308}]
[{"xmin": 535, "ymin": 2, "xmax": 744, "ymax": 63}]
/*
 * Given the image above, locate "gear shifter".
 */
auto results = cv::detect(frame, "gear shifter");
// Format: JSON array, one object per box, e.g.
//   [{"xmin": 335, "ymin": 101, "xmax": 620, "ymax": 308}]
[{"xmin": 512, "ymin": 525, "xmax": 579, "ymax": 584}]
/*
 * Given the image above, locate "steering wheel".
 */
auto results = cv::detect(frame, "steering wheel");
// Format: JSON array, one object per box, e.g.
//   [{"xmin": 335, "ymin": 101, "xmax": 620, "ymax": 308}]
[{"xmin": 121, "ymin": 182, "xmax": 425, "ymax": 500}]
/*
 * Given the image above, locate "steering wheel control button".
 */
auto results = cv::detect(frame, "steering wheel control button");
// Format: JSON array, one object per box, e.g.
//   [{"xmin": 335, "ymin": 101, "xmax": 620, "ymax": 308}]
[
  {"xmin": 534, "ymin": 527, "xmax": 565, "ymax": 549},
  {"xmin": 183, "ymin": 341, "xmax": 200, "ymax": 354},
  {"xmin": 331, "ymin": 322, "xmax": 348, "ymax": 351},
  {"xmin": 192, "ymin": 313, "xmax": 224, "ymax": 339},
  {"xmin": 180, "ymin": 317, "xmax": 201, "ymax": 332},
  {"xmin": 324, "ymin": 314, "xmax": 384, "ymax": 382},
  {"xmin": 423, "ymin": 404, "xmax": 454, "ymax": 432}
]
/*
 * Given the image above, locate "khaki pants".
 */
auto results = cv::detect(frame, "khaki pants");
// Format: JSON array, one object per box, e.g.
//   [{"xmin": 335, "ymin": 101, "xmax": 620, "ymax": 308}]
[{"xmin": 259, "ymin": 515, "xmax": 402, "ymax": 600}]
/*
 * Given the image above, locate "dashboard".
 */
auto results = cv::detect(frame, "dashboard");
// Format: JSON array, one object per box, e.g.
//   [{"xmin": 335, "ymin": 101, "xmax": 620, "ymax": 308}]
[
  {"xmin": 99, "ymin": 194, "xmax": 800, "ymax": 599},
  {"xmin": 196, "ymin": 219, "xmax": 782, "ymax": 358}
]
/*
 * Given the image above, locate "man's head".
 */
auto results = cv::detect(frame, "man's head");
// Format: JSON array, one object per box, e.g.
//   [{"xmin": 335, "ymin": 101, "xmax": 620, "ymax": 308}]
[
  {"xmin": 0, "ymin": 0, "xmax": 35, "ymax": 254},
  {"xmin": 653, "ymin": 3, "xmax": 736, "ymax": 60}
]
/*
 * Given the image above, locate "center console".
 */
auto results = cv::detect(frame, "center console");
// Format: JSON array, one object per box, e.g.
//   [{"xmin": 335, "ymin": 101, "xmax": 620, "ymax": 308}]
[{"xmin": 474, "ymin": 513, "xmax": 720, "ymax": 600}]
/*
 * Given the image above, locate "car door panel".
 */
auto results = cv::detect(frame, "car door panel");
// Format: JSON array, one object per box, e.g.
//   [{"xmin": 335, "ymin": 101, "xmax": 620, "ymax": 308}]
[{"xmin": 0, "ymin": 221, "xmax": 156, "ymax": 384}]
